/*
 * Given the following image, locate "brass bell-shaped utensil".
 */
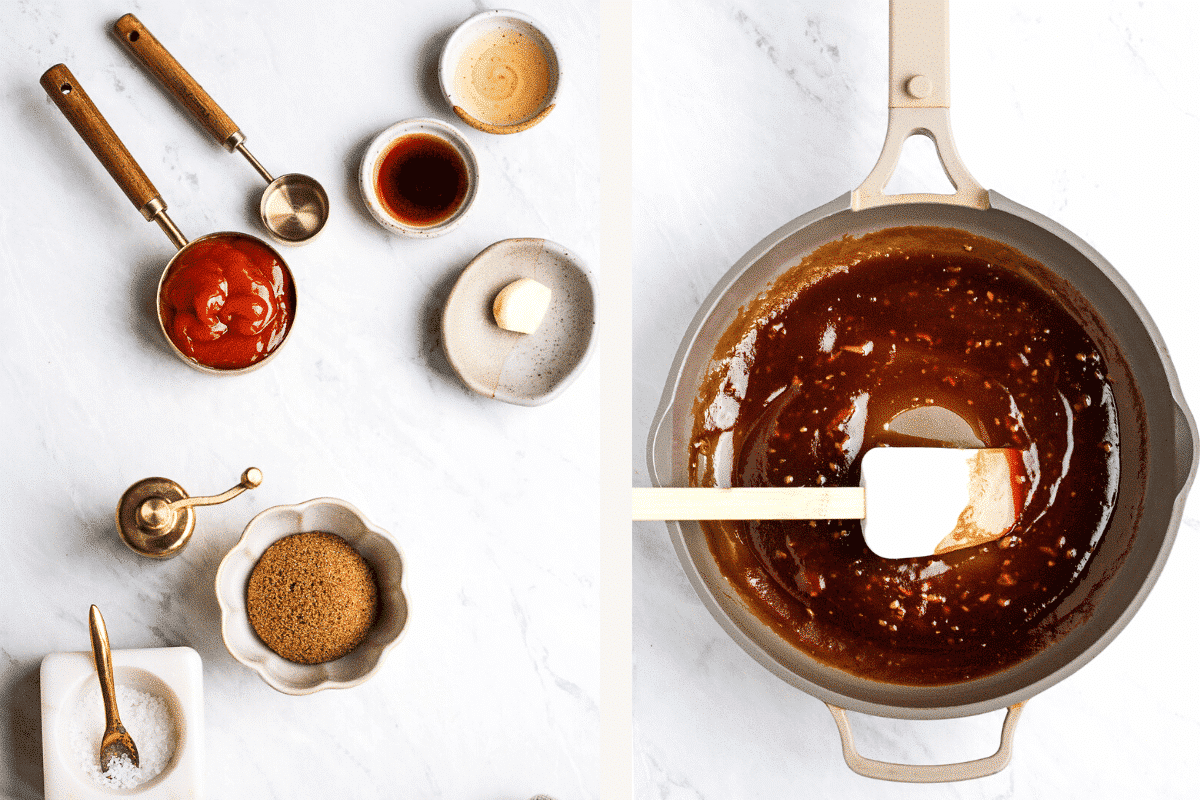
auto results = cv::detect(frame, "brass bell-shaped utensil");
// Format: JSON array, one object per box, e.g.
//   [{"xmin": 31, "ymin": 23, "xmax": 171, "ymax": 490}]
[{"xmin": 116, "ymin": 468, "xmax": 262, "ymax": 558}]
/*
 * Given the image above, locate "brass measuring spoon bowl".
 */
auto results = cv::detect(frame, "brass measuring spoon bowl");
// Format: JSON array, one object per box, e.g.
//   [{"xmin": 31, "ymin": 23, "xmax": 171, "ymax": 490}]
[
  {"xmin": 260, "ymin": 171, "xmax": 330, "ymax": 245},
  {"xmin": 40, "ymin": 64, "xmax": 298, "ymax": 375},
  {"xmin": 114, "ymin": 13, "xmax": 329, "ymax": 244}
]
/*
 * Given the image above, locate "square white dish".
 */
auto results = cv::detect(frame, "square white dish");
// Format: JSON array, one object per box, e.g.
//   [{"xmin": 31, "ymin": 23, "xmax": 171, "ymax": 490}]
[{"xmin": 40, "ymin": 647, "xmax": 203, "ymax": 799}]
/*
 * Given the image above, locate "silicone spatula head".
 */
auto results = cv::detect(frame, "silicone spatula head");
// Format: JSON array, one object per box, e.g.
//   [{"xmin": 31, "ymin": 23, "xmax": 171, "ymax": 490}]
[{"xmin": 860, "ymin": 447, "xmax": 1025, "ymax": 559}]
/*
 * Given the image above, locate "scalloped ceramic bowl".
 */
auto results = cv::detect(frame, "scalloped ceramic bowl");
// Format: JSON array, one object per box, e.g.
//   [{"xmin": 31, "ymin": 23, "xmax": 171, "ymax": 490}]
[{"xmin": 215, "ymin": 498, "xmax": 407, "ymax": 695}]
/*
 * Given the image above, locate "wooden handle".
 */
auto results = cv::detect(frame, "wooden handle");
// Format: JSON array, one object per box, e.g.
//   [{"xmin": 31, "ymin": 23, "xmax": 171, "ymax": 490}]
[
  {"xmin": 88, "ymin": 605, "xmax": 123, "ymax": 730},
  {"xmin": 632, "ymin": 487, "xmax": 866, "ymax": 521},
  {"xmin": 113, "ymin": 13, "xmax": 241, "ymax": 147},
  {"xmin": 40, "ymin": 63, "xmax": 163, "ymax": 216}
]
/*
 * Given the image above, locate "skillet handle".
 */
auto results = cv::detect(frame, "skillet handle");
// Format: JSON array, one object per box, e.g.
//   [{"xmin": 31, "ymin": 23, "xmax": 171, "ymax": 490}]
[
  {"xmin": 852, "ymin": 0, "xmax": 988, "ymax": 211},
  {"xmin": 39, "ymin": 64, "xmax": 165, "ymax": 221},
  {"xmin": 1174, "ymin": 401, "xmax": 1198, "ymax": 496},
  {"xmin": 113, "ymin": 13, "xmax": 243, "ymax": 150},
  {"xmin": 826, "ymin": 702, "xmax": 1025, "ymax": 783}
]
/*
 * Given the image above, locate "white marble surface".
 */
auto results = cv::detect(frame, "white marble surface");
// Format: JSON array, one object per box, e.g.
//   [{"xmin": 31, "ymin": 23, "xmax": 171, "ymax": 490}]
[
  {"xmin": 1, "ymin": 1, "xmax": 599, "ymax": 798},
  {"xmin": 634, "ymin": 1, "xmax": 1200, "ymax": 798}
]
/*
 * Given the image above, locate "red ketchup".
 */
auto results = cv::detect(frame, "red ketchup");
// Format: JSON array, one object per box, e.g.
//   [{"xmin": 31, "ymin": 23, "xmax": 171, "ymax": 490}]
[{"xmin": 159, "ymin": 234, "xmax": 295, "ymax": 370}]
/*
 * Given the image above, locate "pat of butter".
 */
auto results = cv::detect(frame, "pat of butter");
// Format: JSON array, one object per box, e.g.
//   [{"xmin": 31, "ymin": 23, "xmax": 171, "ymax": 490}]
[{"xmin": 493, "ymin": 278, "xmax": 552, "ymax": 334}]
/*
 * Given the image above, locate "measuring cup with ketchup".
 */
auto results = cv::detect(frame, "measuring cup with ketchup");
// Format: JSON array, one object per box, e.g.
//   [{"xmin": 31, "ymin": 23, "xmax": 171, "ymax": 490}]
[{"xmin": 40, "ymin": 64, "xmax": 296, "ymax": 374}]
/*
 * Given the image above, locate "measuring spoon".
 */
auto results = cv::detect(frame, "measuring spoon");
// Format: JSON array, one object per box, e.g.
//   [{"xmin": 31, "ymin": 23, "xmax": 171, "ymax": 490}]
[
  {"xmin": 113, "ymin": 13, "xmax": 329, "ymax": 244},
  {"xmin": 40, "ymin": 64, "xmax": 297, "ymax": 374}
]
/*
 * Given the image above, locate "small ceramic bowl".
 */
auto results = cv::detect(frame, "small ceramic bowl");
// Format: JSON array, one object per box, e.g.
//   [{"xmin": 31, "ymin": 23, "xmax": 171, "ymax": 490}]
[
  {"xmin": 442, "ymin": 238, "xmax": 596, "ymax": 405},
  {"xmin": 359, "ymin": 118, "xmax": 479, "ymax": 237},
  {"xmin": 215, "ymin": 498, "xmax": 408, "ymax": 695},
  {"xmin": 439, "ymin": 9, "xmax": 561, "ymax": 134}
]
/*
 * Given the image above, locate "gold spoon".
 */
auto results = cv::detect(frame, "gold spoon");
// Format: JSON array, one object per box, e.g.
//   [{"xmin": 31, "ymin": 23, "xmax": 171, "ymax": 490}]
[{"xmin": 88, "ymin": 606, "xmax": 139, "ymax": 772}]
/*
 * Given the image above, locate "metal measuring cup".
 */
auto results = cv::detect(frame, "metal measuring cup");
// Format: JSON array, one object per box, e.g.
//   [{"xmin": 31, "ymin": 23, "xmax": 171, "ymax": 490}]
[
  {"xmin": 113, "ymin": 14, "xmax": 329, "ymax": 245},
  {"xmin": 40, "ymin": 64, "xmax": 297, "ymax": 375}
]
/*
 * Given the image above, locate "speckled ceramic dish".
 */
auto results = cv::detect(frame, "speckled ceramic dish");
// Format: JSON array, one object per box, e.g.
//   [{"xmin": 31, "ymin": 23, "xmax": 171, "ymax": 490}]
[
  {"xmin": 442, "ymin": 238, "xmax": 595, "ymax": 405},
  {"xmin": 215, "ymin": 498, "xmax": 407, "ymax": 695}
]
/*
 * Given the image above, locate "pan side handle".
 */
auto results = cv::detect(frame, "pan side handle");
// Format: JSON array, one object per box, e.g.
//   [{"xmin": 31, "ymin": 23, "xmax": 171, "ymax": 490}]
[
  {"xmin": 1174, "ymin": 400, "xmax": 1198, "ymax": 497},
  {"xmin": 826, "ymin": 702, "xmax": 1024, "ymax": 783},
  {"xmin": 852, "ymin": 0, "xmax": 988, "ymax": 210}
]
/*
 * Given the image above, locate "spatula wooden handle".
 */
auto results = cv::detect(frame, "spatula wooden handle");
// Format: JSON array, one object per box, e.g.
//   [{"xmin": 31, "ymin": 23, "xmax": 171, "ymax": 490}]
[
  {"xmin": 633, "ymin": 487, "xmax": 866, "ymax": 521},
  {"xmin": 40, "ymin": 64, "xmax": 163, "ymax": 217},
  {"xmin": 113, "ymin": 13, "xmax": 241, "ymax": 148}
]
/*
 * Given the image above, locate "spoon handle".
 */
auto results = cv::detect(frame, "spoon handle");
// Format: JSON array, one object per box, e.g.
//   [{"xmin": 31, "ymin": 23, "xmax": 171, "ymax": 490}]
[
  {"xmin": 164, "ymin": 467, "xmax": 264, "ymax": 513},
  {"xmin": 113, "ymin": 13, "xmax": 242, "ymax": 149},
  {"xmin": 40, "ymin": 64, "xmax": 163, "ymax": 218},
  {"xmin": 633, "ymin": 487, "xmax": 866, "ymax": 521},
  {"xmin": 88, "ymin": 606, "xmax": 123, "ymax": 732}
]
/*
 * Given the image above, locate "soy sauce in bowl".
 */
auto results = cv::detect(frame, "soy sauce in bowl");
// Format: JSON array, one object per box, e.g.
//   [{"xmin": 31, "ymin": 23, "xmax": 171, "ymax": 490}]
[
  {"xmin": 360, "ymin": 118, "xmax": 479, "ymax": 238},
  {"xmin": 376, "ymin": 133, "xmax": 469, "ymax": 226}
]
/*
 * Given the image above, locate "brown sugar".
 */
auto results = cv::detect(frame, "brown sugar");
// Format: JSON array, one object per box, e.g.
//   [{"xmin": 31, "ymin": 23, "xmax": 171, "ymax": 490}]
[{"xmin": 246, "ymin": 531, "xmax": 379, "ymax": 664}]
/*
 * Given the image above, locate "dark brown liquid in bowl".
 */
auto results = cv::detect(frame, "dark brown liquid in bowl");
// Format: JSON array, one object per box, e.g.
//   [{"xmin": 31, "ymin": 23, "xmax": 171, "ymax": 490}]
[
  {"xmin": 375, "ymin": 133, "xmax": 469, "ymax": 227},
  {"xmin": 690, "ymin": 227, "xmax": 1120, "ymax": 685}
]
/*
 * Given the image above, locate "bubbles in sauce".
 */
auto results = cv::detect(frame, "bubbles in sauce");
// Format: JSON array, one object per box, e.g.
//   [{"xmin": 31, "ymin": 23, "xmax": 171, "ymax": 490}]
[{"xmin": 690, "ymin": 227, "xmax": 1120, "ymax": 685}]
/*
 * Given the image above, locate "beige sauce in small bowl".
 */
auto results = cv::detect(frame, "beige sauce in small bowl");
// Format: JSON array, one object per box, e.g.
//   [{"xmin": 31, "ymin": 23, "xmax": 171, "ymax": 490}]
[
  {"xmin": 453, "ymin": 28, "xmax": 553, "ymax": 126},
  {"xmin": 441, "ymin": 11, "xmax": 560, "ymax": 133}
]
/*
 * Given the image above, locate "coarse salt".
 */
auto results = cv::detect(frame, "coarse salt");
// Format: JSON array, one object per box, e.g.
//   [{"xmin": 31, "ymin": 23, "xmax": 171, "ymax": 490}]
[{"xmin": 68, "ymin": 683, "xmax": 177, "ymax": 789}]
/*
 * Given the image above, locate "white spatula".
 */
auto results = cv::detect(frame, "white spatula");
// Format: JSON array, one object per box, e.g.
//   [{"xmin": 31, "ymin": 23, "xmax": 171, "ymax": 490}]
[{"xmin": 633, "ymin": 447, "xmax": 1023, "ymax": 559}]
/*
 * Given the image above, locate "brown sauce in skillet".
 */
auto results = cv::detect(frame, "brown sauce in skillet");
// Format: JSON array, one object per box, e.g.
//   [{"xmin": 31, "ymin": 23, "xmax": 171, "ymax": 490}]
[{"xmin": 690, "ymin": 227, "xmax": 1120, "ymax": 685}]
